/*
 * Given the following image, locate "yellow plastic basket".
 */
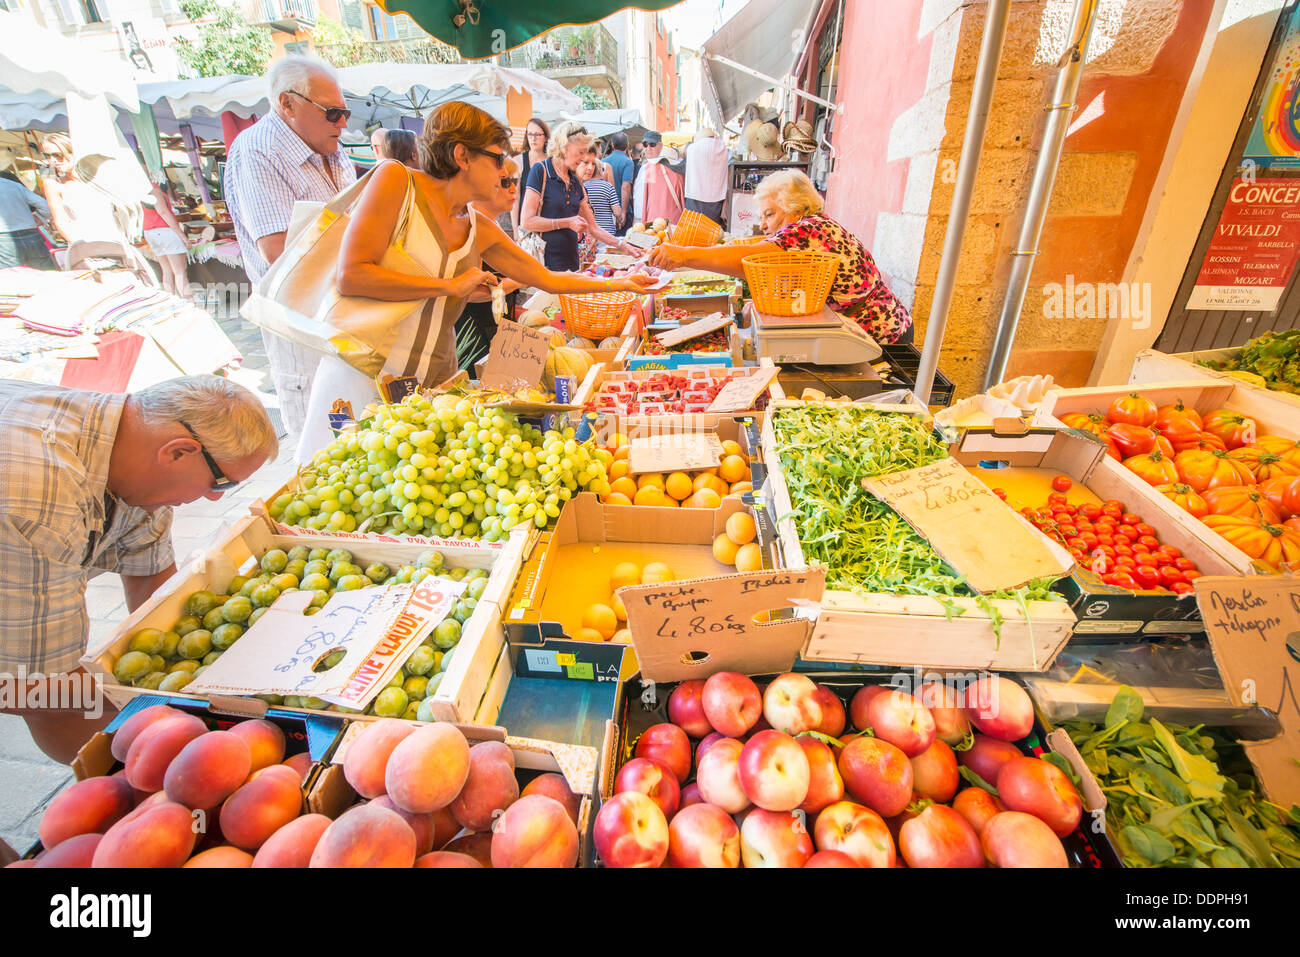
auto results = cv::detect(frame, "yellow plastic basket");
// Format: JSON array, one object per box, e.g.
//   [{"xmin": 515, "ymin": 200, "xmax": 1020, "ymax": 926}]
[
  {"xmin": 671, "ymin": 209, "xmax": 723, "ymax": 247},
  {"xmin": 559, "ymin": 291, "xmax": 636, "ymax": 340},
  {"xmin": 742, "ymin": 251, "xmax": 842, "ymax": 317}
]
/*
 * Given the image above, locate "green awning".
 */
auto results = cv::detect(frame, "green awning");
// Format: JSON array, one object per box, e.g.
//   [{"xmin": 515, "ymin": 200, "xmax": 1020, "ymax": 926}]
[{"xmin": 377, "ymin": 0, "xmax": 682, "ymax": 60}]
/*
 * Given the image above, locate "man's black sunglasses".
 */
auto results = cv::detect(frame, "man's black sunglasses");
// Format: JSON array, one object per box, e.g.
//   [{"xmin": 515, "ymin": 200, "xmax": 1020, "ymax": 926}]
[
  {"xmin": 288, "ymin": 89, "xmax": 351, "ymax": 124},
  {"xmin": 179, "ymin": 420, "xmax": 240, "ymax": 492}
]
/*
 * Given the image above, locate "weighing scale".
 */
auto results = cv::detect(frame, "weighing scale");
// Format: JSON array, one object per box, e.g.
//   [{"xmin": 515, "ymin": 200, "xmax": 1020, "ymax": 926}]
[{"xmin": 744, "ymin": 301, "xmax": 883, "ymax": 365}]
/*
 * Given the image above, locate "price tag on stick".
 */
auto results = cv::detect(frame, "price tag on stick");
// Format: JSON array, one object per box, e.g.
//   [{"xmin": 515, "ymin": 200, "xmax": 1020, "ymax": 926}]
[
  {"xmin": 628, "ymin": 432, "xmax": 725, "ymax": 474},
  {"xmin": 482, "ymin": 322, "xmax": 551, "ymax": 392}
]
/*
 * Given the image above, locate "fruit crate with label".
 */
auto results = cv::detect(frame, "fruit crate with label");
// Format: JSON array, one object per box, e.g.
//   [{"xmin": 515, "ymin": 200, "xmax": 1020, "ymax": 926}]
[
  {"xmin": 82, "ymin": 513, "xmax": 529, "ymax": 726},
  {"xmin": 758, "ymin": 400, "xmax": 1077, "ymax": 672},
  {"xmin": 582, "ymin": 359, "xmax": 779, "ymax": 417},
  {"xmin": 1130, "ymin": 339, "xmax": 1300, "ymax": 423}
]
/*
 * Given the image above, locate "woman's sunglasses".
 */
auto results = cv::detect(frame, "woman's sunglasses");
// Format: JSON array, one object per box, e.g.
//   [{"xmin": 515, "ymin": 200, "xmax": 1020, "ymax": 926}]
[
  {"xmin": 288, "ymin": 89, "xmax": 351, "ymax": 124},
  {"xmin": 499, "ymin": 175, "xmax": 519, "ymax": 189},
  {"xmin": 470, "ymin": 146, "xmax": 509, "ymax": 169}
]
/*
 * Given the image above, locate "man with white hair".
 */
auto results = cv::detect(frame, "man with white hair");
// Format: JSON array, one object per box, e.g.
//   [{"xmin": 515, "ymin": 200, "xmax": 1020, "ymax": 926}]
[
  {"xmin": 224, "ymin": 56, "xmax": 357, "ymax": 440},
  {"xmin": 0, "ymin": 375, "xmax": 278, "ymax": 761}
]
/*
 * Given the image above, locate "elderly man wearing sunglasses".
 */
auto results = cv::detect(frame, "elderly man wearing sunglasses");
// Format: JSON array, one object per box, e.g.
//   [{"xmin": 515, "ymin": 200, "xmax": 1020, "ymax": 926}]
[
  {"xmin": 0, "ymin": 376, "xmax": 278, "ymax": 763},
  {"xmin": 224, "ymin": 56, "xmax": 358, "ymax": 441}
]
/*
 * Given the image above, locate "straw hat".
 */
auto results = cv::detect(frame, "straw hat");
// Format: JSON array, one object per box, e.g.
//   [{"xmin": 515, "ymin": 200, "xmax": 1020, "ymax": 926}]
[
  {"xmin": 743, "ymin": 119, "xmax": 783, "ymax": 161},
  {"xmin": 782, "ymin": 119, "xmax": 817, "ymax": 155}
]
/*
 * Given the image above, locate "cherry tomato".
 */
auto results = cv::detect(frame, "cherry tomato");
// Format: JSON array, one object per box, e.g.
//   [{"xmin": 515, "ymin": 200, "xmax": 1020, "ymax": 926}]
[
  {"xmin": 1052, "ymin": 475, "xmax": 1073, "ymax": 493},
  {"xmin": 1102, "ymin": 506, "xmax": 1122, "ymax": 519},
  {"xmin": 1108, "ymin": 572, "xmax": 1138, "ymax": 590},
  {"xmin": 1135, "ymin": 523, "xmax": 1156, "ymax": 538},
  {"xmin": 1116, "ymin": 525, "xmax": 1140, "ymax": 541},
  {"xmin": 1115, "ymin": 544, "xmax": 1134, "ymax": 558},
  {"xmin": 1182, "ymin": 570, "xmax": 1202, "ymax": 583},
  {"xmin": 1103, "ymin": 500, "xmax": 1124, "ymax": 512},
  {"xmin": 1081, "ymin": 533, "xmax": 1099, "ymax": 548},
  {"xmin": 1159, "ymin": 566, "xmax": 1186, "ymax": 587},
  {"xmin": 1096, "ymin": 534, "xmax": 1116, "ymax": 548},
  {"xmin": 1160, "ymin": 545, "xmax": 1181, "ymax": 560},
  {"xmin": 1137, "ymin": 554, "xmax": 1160, "ymax": 567},
  {"xmin": 1059, "ymin": 524, "xmax": 1079, "ymax": 539},
  {"xmin": 1174, "ymin": 557, "xmax": 1197, "ymax": 572},
  {"xmin": 1069, "ymin": 549, "xmax": 1085, "ymax": 562},
  {"xmin": 1082, "ymin": 504, "xmax": 1102, "ymax": 520},
  {"xmin": 1115, "ymin": 556, "xmax": 1137, "ymax": 569},
  {"xmin": 993, "ymin": 488, "xmax": 1008, "ymax": 501},
  {"xmin": 1120, "ymin": 513, "xmax": 1142, "ymax": 526},
  {"xmin": 1132, "ymin": 565, "xmax": 1162, "ymax": 590},
  {"xmin": 1138, "ymin": 535, "xmax": 1160, "ymax": 550},
  {"xmin": 1133, "ymin": 543, "xmax": 1151, "ymax": 554},
  {"xmin": 1171, "ymin": 582, "xmax": 1195, "ymax": 595},
  {"xmin": 1047, "ymin": 492, "xmax": 1068, "ymax": 506}
]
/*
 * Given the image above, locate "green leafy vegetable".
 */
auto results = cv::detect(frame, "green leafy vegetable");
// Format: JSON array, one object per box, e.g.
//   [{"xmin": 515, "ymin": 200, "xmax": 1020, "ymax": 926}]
[{"xmin": 1200, "ymin": 329, "xmax": 1300, "ymax": 394}]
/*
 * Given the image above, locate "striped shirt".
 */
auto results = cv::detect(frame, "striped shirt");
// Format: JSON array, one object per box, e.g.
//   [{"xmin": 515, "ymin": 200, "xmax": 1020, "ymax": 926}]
[
  {"xmin": 223, "ymin": 111, "xmax": 357, "ymax": 282},
  {"xmin": 583, "ymin": 178, "xmax": 619, "ymax": 233},
  {"xmin": 0, "ymin": 383, "xmax": 174, "ymax": 674}
]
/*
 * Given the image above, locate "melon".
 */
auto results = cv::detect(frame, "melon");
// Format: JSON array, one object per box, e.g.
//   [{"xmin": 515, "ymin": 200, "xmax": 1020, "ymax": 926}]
[
  {"xmin": 567, "ymin": 336, "xmax": 596, "ymax": 350},
  {"xmin": 547, "ymin": 330, "xmax": 566, "ymax": 348},
  {"xmin": 520, "ymin": 310, "xmax": 551, "ymax": 329},
  {"xmin": 543, "ymin": 347, "xmax": 593, "ymax": 392},
  {"xmin": 598, "ymin": 337, "xmax": 622, "ymax": 350}
]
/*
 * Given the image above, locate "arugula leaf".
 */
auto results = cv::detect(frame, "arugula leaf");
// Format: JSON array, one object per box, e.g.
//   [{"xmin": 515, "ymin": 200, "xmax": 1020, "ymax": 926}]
[
  {"xmin": 959, "ymin": 766, "xmax": 999, "ymax": 796},
  {"xmin": 1105, "ymin": 686, "xmax": 1144, "ymax": 729}
]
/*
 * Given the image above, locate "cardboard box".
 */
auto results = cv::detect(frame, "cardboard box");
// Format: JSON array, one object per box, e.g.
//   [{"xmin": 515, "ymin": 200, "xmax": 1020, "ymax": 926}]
[
  {"xmin": 951, "ymin": 427, "xmax": 1240, "ymax": 636},
  {"xmin": 505, "ymin": 493, "xmax": 826, "ymax": 685},
  {"xmin": 759, "ymin": 401, "xmax": 1076, "ymax": 672},
  {"xmin": 1130, "ymin": 348, "xmax": 1300, "ymax": 423},
  {"xmin": 308, "ymin": 716, "xmax": 615, "ymax": 867},
  {"xmin": 583, "ymin": 359, "xmax": 778, "ymax": 417},
  {"xmin": 81, "ymin": 514, "xmax": 529, "ymax": 726},
  {"xmin": 1040, "ymin": 379, "xmax": 1299, "ymax": 575}
]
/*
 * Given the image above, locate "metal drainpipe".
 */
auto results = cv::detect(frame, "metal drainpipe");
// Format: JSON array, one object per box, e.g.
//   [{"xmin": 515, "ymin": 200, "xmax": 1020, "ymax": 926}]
[
  {"xmin": 982, "ymin": 0, "xmax": 1101, "ymax": 390},
  {"xmin": 914, "ymin": 0, "xmax": 1012, "ymax": 405}
]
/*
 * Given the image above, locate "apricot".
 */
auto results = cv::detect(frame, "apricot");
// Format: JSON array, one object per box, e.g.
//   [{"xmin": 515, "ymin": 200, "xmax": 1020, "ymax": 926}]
[
  {"xmin": 610, "ymin": 562, "xmax": 642, "ymax": 591},
  {"xmin": 582, "ymin": 603, "xmax": 618, "ymax": 640},
  {"xmin": 110, "ymin": 704, "xmax": 180, "ymax": 762},
  {"xmin": 163, "ymin": 731, "xmax": 252, "ymax": 810},
  {"xmin": 665, "ymin": 472, "xmax": 693, "ymax": 501},
  {"xmin": 520, "ymin": 773, "xmax": 582, "ymax": 825},
  {"xmin": 92, "ymin": 801, "xmax": 196, "ymax": 868},
  {"xmin": 641, "ymin": 562, "xmax": 676, "ymax": 584},
  {"xmin": 310, "ymin": 803, "xmax": 416, "ymax": 868},
  {"xmin": 183, "ymin": 846, "xmax": 253, "ymax": 868},
  {"xmin": 220, "ymin": 764, "xmax": 303, "ymax": 850},
  {"xmin": 281, "ymin": 751, "xmax": 314, "ymax": 782},
  {"xmin": 384, "ymin": 723, "xmax": 471, "ymax": 814},
  {"xmin": 712, "ymin": 533, "xmax": 740, "ymax": 565},
  {"xmin": 633, "ymin": 485, "xmax": 665, "ymax": 507},
  {"xmin": 721, "ymin": 439, "xmax": 744, "ymax": 458},
  {"xmin": 609, "ymin": 477, "xmax": 637, "ymax": 499},
  {"xmin": 718, "ymin": 454, "xmax": 749, "ymax": 484},
  {"xmin": 611, "ymin": 594, "xmax": 628, "ymax": 622},
  {"xmin": 229, "ymin": 719, "xmax": 286, "ymax": 772},
  {"xmin": 251, "ymin": 813, "xmax": 332, "ymax": 868},
  {"xmin": 604, "ymin": 492, "xmax": 632, "ymax": 506},
  {"xmin": 415, "ymin": 851, "xmax": 483, "ymax": 867},
  {"xmin": 343, "ymin": 718, "xmax": 415, "ymax": 799},
  {"xmin": 34, "ymin": 833, "xmax": 102, "ymax": 869},
  {"xmin": 726, "ymin": 512, "xmax": 757, "ymax": 546},
  {"xmin": 692, "ymin": 488, "xmax": 722, "ymax": 510},
  {"xmin": 39, "ymin": 775, "xmax": 135, "ymax": 849},
  {"xmin": 734, "ymin": 543, "xmax": 763, "ymax": 572},
  {"xmin": 636, "ymin": 472, "xmax": 665, "ymax": 490},
  {"xmin": 490, "ymin": 795, "xmax": 579, "ymax": 868},
  {"xmin": 451, "ymin": 741, "xmax": 519, "ymax": 831},
  {"xmin": 124, "ymin": 713, "xmax": 208, "ymax": 792},
  {"xmin": 370, "ymin": 796, "xmax": 436, "ymax": 855}
]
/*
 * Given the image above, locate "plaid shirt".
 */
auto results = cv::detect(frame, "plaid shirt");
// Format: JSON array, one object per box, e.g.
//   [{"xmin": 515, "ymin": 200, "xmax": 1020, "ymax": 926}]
[
  {"xmin": 0, "ymin": 382, "xmax": 174, "ymax": 674},
  {"xmin": 223, "ymin": 110, "xmax": 357, "ymax": 282}
]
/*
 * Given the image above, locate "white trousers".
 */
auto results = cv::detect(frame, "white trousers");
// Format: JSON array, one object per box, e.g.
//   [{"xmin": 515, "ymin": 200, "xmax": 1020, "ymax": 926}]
[
  {"xmin": 297, "ymin": 355, "xmax": 382, "ymax": 465},
  {"xmin": 261, "ymin": 328, "xmax": 323, "ymax": 440}
]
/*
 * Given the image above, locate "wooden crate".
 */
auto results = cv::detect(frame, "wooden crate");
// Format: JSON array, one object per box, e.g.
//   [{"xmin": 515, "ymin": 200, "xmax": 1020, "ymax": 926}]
[
  {"xmin": 1040, "ymin": 379, "xmax": 1298, "ymax": 575},
  {"xmin": 1129, "ymin": 349, "xmax": 1300, "ymax": 424},
  {"xmin": 759, "ymin": 402, "xmax": 1076, "ymax": 672},
  {"xmin": 82, "ymin": 514, "xmax": 529, "ymax": 724}
]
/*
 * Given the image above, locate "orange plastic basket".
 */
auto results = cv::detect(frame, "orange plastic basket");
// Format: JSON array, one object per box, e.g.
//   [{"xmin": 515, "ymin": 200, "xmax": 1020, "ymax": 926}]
[
  {"xmin": 559, "ymin": 291, "xmax": 636, "ymax": 340},
  {"xmin": 671, "ymin": 209, "xmax": 723, "ymax": 247},
  {"xmin": 742, "ymin": 251, "xmax": 842, "ymax": 317},
  {"xmin": 728, "ymin": 234, "xmax": 768, "ymax": 246}
]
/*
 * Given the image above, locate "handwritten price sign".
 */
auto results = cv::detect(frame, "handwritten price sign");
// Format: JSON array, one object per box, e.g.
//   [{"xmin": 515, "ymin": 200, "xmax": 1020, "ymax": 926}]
[{"xmin": 482, "ymin": 322, "xmax": 551, "ymax": 392}]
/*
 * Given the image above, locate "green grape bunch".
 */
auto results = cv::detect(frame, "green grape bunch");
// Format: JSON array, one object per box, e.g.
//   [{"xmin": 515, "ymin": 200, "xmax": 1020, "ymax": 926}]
[{"xmin": 269, "ymin": 392, "xmax": 613, "ymax": 542}]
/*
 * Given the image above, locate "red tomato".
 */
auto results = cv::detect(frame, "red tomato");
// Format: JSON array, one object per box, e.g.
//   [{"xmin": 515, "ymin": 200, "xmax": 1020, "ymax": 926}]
[
  {"xmin": 1173, "ymin": 557, "xmax": 1197, "ymax": 572},
  {"xmin": 993, "ymin": 488, "xmax": 1008, "ymax": 501},
  {"xmin": 1052, "ymin": 475, "xmax": 1073, "ymax": 493},
  {"xmin": 1138, "ymin": 535, "xmax": 1161, "ymax": 549},
  {"xmin": 1137, "ymin": 554, "xmax": 1160, "ymax": 567},
  {"xmin": 1066, "ymin": 537, "xmax": 1086, "ymax": 551},
  {"xmin": 1059, "ymin": 524, "xmax": 1079, "ymax": 538},
  {"xmin": 1172, "ymin": 582, "xmax": 1195, "ymax": 595},
  {"xmin": 1159, "ymin": 544, "xmax": 1181, "ymax": 560},
  {"xmin": 1120, "ymin": 513, "xmax": 1142, "ymax": 526},
  {"xmin": 1182, "ymin": 570, "xmax": 1202, "ymax": 583},
  {"xmin": 1135, "ymin": 523, "xmax": 1156, "ymax": 537},
  {"xmin": 1096, "ymin": 534, "xmax": 1116, "ymax": 548},
  {"xmin": 1103, "ymin": 500, "xmax": 1124, "ymax": 511},
  {"xmin": 1117, "ymin": 526, "xmax": 1140, "ymax": 541},
  {"xmin": 1115, "ymin": 556, "xmax": 1137, "ymax": 569},
  {"xmin": 1115, "ymin": 544, "xmax": 1134, "ymax": 557},
  {"xmin": 1047, "ymin": 492, "xmax": 1067, "ymax": 506},
  {"xmin": 1082, "ymin": 505, "xmax": 1102, "ymax": 520},
  {"xmin": 1069, "ymin": 549, "xmax": 1085, "ymax": 561},
  {"xmin": 1159, "ymin": 567, "xmax": 1186, "ymax": 587},
  {"xmin": 1132, "ymin": 566, "xmax": 1162, "ymax": 590},
  {"xmin": 1081, "ymin": 533, "xmax": 1099, "ymax": 548},
  {"xmin": 1108, "ymin": 571, "xmax": 1139, "ymax": 590},
  {"xmin": 1109, "ymin": 393, "xmax": 1158, "ymax": 428}
]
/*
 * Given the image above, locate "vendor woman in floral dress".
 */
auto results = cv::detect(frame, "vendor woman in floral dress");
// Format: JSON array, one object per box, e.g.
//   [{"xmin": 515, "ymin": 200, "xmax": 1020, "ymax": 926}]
[{"xmin": 649, "ymin": 169, "xmax": 913, "ymax": 344}]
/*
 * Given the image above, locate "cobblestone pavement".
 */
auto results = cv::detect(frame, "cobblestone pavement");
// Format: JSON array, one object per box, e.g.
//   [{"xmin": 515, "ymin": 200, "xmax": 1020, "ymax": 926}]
[{"xmin": 1, "ymin": 309, "xmax": 299, "ymax": 855}]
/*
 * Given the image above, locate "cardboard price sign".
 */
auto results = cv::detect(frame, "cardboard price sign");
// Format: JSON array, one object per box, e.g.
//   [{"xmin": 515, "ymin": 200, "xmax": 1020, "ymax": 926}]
[
  {"xmin": 654, "ymin": 312, "xmax": 733, "ymax": 348},
  {"xmin": 1195, "ymin": 575, "xmax": 1300, "ymax": 805},
  {"xmin": 619, "ymin": 567, "xmax": 826, "ymax": 682},
  {"xmin": 482, "ymin": 322, "xmax": 551, "ymax": 391},
  {"xmin": 707, "ymin": 366, "xmax": 779, "ymax": 413},
  {"xmin": 628, "ymin": 432, "xmax": 725, "ymax": 474},
  {"xmin": 864, "ymin": 458, "xmax": 1074, "ymax": 593},
  {"xmin": 186, "ymin": 578, "xmax": 466, "ymax": 709}
]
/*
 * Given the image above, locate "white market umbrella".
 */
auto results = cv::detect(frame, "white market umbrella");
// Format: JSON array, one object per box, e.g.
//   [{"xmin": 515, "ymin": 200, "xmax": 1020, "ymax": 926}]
[{"xmin": 0, "ymin": 12, "xmax": 137, "ymax": 111}]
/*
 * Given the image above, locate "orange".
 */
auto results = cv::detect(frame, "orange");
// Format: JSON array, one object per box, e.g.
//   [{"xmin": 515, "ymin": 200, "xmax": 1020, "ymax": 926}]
[
  {"xmin": 576, "ymin": 627, "xmax": 608, "ymax": 643},
  {"xmin": 604, "ymin": 491, "xmax": 632, "ymax": 506},
  {"xmin": 610, "ymin": 562, "xmax": 642, "ymax": 591},
  {"xmin": 721, "ymin": 439, "xmax": 744, "ymax": 458},
  {"xmin": 582, "ymin": 603, "xmax": 619, "ymax": 640},
  {"xmin": 641, "ymin": 562, "xmax": 676, "ymax": 584},
  {"xmin": 734, "ymin": 543, "xmax": 763, "ymax": 572},
  {"xmin": 665, "ymin": 471, "xmax": 693, "ymax": 501},
  {"xmin": 611, "ymin": 594, "xmax": 627, "ymax": 621},
  {"xmin": 608, "ymin": 460, "xmax": 630, "ymax": 481},
  {"xmin": 712, "ymin": 533, "xmax": 741, "ymax": 565},
  {"xmin": 728, "ymin": 481, "xmax": 753, "ymax": 496},
  {"xmin": 692, "ymin": 488, "xmax": 722, "ymax": 510},
  {"xmin": 604, "ymin": 433, "xmax": 628, "ymax": 454},
  {"xmin": 726, "ymin": 512, "xmax": 757, "ymax": 546},
  {"xmin": 610, "ymin": 477, "xmax": 637, "ymax": 499},
  {"xmin": 613, "ymin": 446, "xmax": 630, "ymax": 461},
  {"xmin": 661, "ymin": 496, "xmax": 680, "ymax": 507},
  {"xmin": 636, "ymin": 472, "xmax": 665, "ymax": 490},
  {"xmin": 633, "ymin": 485, "xmax": 666, "ymax": 507},
  {"xmin": 718, "ymin": 454, "xmax": 749, "ymax": 485}
]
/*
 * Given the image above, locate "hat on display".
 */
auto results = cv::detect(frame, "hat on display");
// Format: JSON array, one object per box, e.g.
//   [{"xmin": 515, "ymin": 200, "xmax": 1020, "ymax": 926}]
[
  {"xmin": 782, "ymin": 119, "xmax": 817, "ymax": 155},
  {"xmin": 743, "ymin": 118, "xmax": 783, "ymax": 161}
]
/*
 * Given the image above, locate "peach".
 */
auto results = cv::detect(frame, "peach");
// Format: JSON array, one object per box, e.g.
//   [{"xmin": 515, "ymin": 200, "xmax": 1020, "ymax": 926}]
[
  {"xmin": 310, "ymin": 803, "xmax": 417, "ymax": 868},
  {"xmin": 959, "ymin": 734, "xmax": 1022, "ymax": 788},
  {"xmin": 899, "ymin": 804, "xmax": 983, "ymax": 868},
  {"xmin": 219, "ymin": 764, "xmax": 303, "ymax": 850},
  {"xmin": 952, "ymin": 787, "xmax": 1005, "ymax": 835},
  {"xmin": 228, "ymin": 719, "xmax": 286, "ymax": 772},
  {"xmin": 451, "ymin": 741, "xmax": 519, "ymax": 831},
  {"xmin": 184, "ymin": 845, "xmax": 254, "ymax": 868},
  {"xmin": 281, "ymin": 751, "xmax": 314, "ymax": 782},
  {"xmin": 849, "ymin": 685, "xmax": 887, "ymax": 731},
  {"xmin": 593, "ymin": 791, "xmax": 669, "ymax": 868},
  {"xmin": 39, "ymin": 775, "xmax": 135, "ymax": 848},
  {"xmin": 695, "ymin": 731, "xmax": 726, "ymax": 763},
  {"xmin": 813, "ymin": 801, "xmax": 895, "ymax": 868},
  {"xmin": 738, "ymin": 730, "xmax": 810, "ymax": 812},
  {"xmin": 252, "ymin": 813, "xmax": 332, "ymax": 868},
  {"xmin": 491, "ymin": 795, "xmax": 580, "ymax": 868},
  {"xmin": 701, "ymin": 672, "xmax": 762, "ymax": 738},
  {"xmin": 385, "ymin": 723, "xmax": 470, "ymax": 813},
  {"xmin": 163, "ymin": 731, "xmax": 252, "ymax": 810},
  {"xmin": 762, "ymin": 673, "xmax": 823, "ymax": 736},
  {"xmin": 813, "ymin": 685, "xmax": 847, "ymax": 737},
  {"xmin": 837, "ymin": 736, "xmax": 914, "ymax": 818},
  {"xmin": 996, "ymin": 757, "xmax": 1083, "ymax": 837},
  {"xmin": 615, "ymin": 758, "xmax": 680, "ymax": 820},
  {"xmin": 739, "ymin": 808, "xmax": 814, "ymax": 868},
  {"xmin": 797, "ymin": 736, "xmax": 844, "ymax": 815},
  {"xmin": 804, "ymin": 849, "xmax": 858, "ymax": 868},
  {"xmin": 668, "ymin": 802, "xmax": 740, "ymax": 868},
  {"xmin": 34, "ymin": 833, "xmax": 102, "ymax": 869},
  {"xmin": 909, "ymin": 739, "xmax": 959, "ymax": 803},
  {"xmin": 415, "ymin": 851, "xmax": 483, "ymax": 867},
  {"xmin": 124, "ymin": 713, "xmax": 208, "ymax": 792},
  {"xmin": 92, "ymin": 800, "xmax": 196, "ymax": 868},
  {"xmin": 667, "ymin": 680, "xmax": 713, "ymax": 738},
  {"xmin": 431, "ymin": 806, "xmax": 461, "ymax": 851},
  {"xmin": 342, "ymin": 718, "xmax": 415, "ymax": 799},
  {"xmin": 981, "ymin": 811, "xmax": 1069, "ymax": 868},
  {"xmin": 867, "ymin": 690, "xmax": 936, "ymax": 757},
  {"xmin": 371, "ymin": 796, "xmax": 436, "ymax": 855},
  {"xmin": 521, "ymin": 773, "xmax": 582, "ymax": 825},
  {"xmin": 964, "ymin": 676, "xmax": 1034, "ymax": 742},
  {"xmin": 695, "ymin": 737, "xmax": 749, "ymax": 814},
  {"xmin": 679, "ymin": 782, "xmax": 703, "ymax": 809},
  {"xmin": 916, "ymin": 681, "xmax": 971, "ymax": 746},
  {"xmin": 110, "ymin": 704, "xmax": 181, "ymax": 762},
  {"xmin": 442, "ymin": 831, "xmax": 493, "ymax": 866},
  {"xmin": 634, "ymin": 723, "xmax": 691, "ymax": 784}
]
